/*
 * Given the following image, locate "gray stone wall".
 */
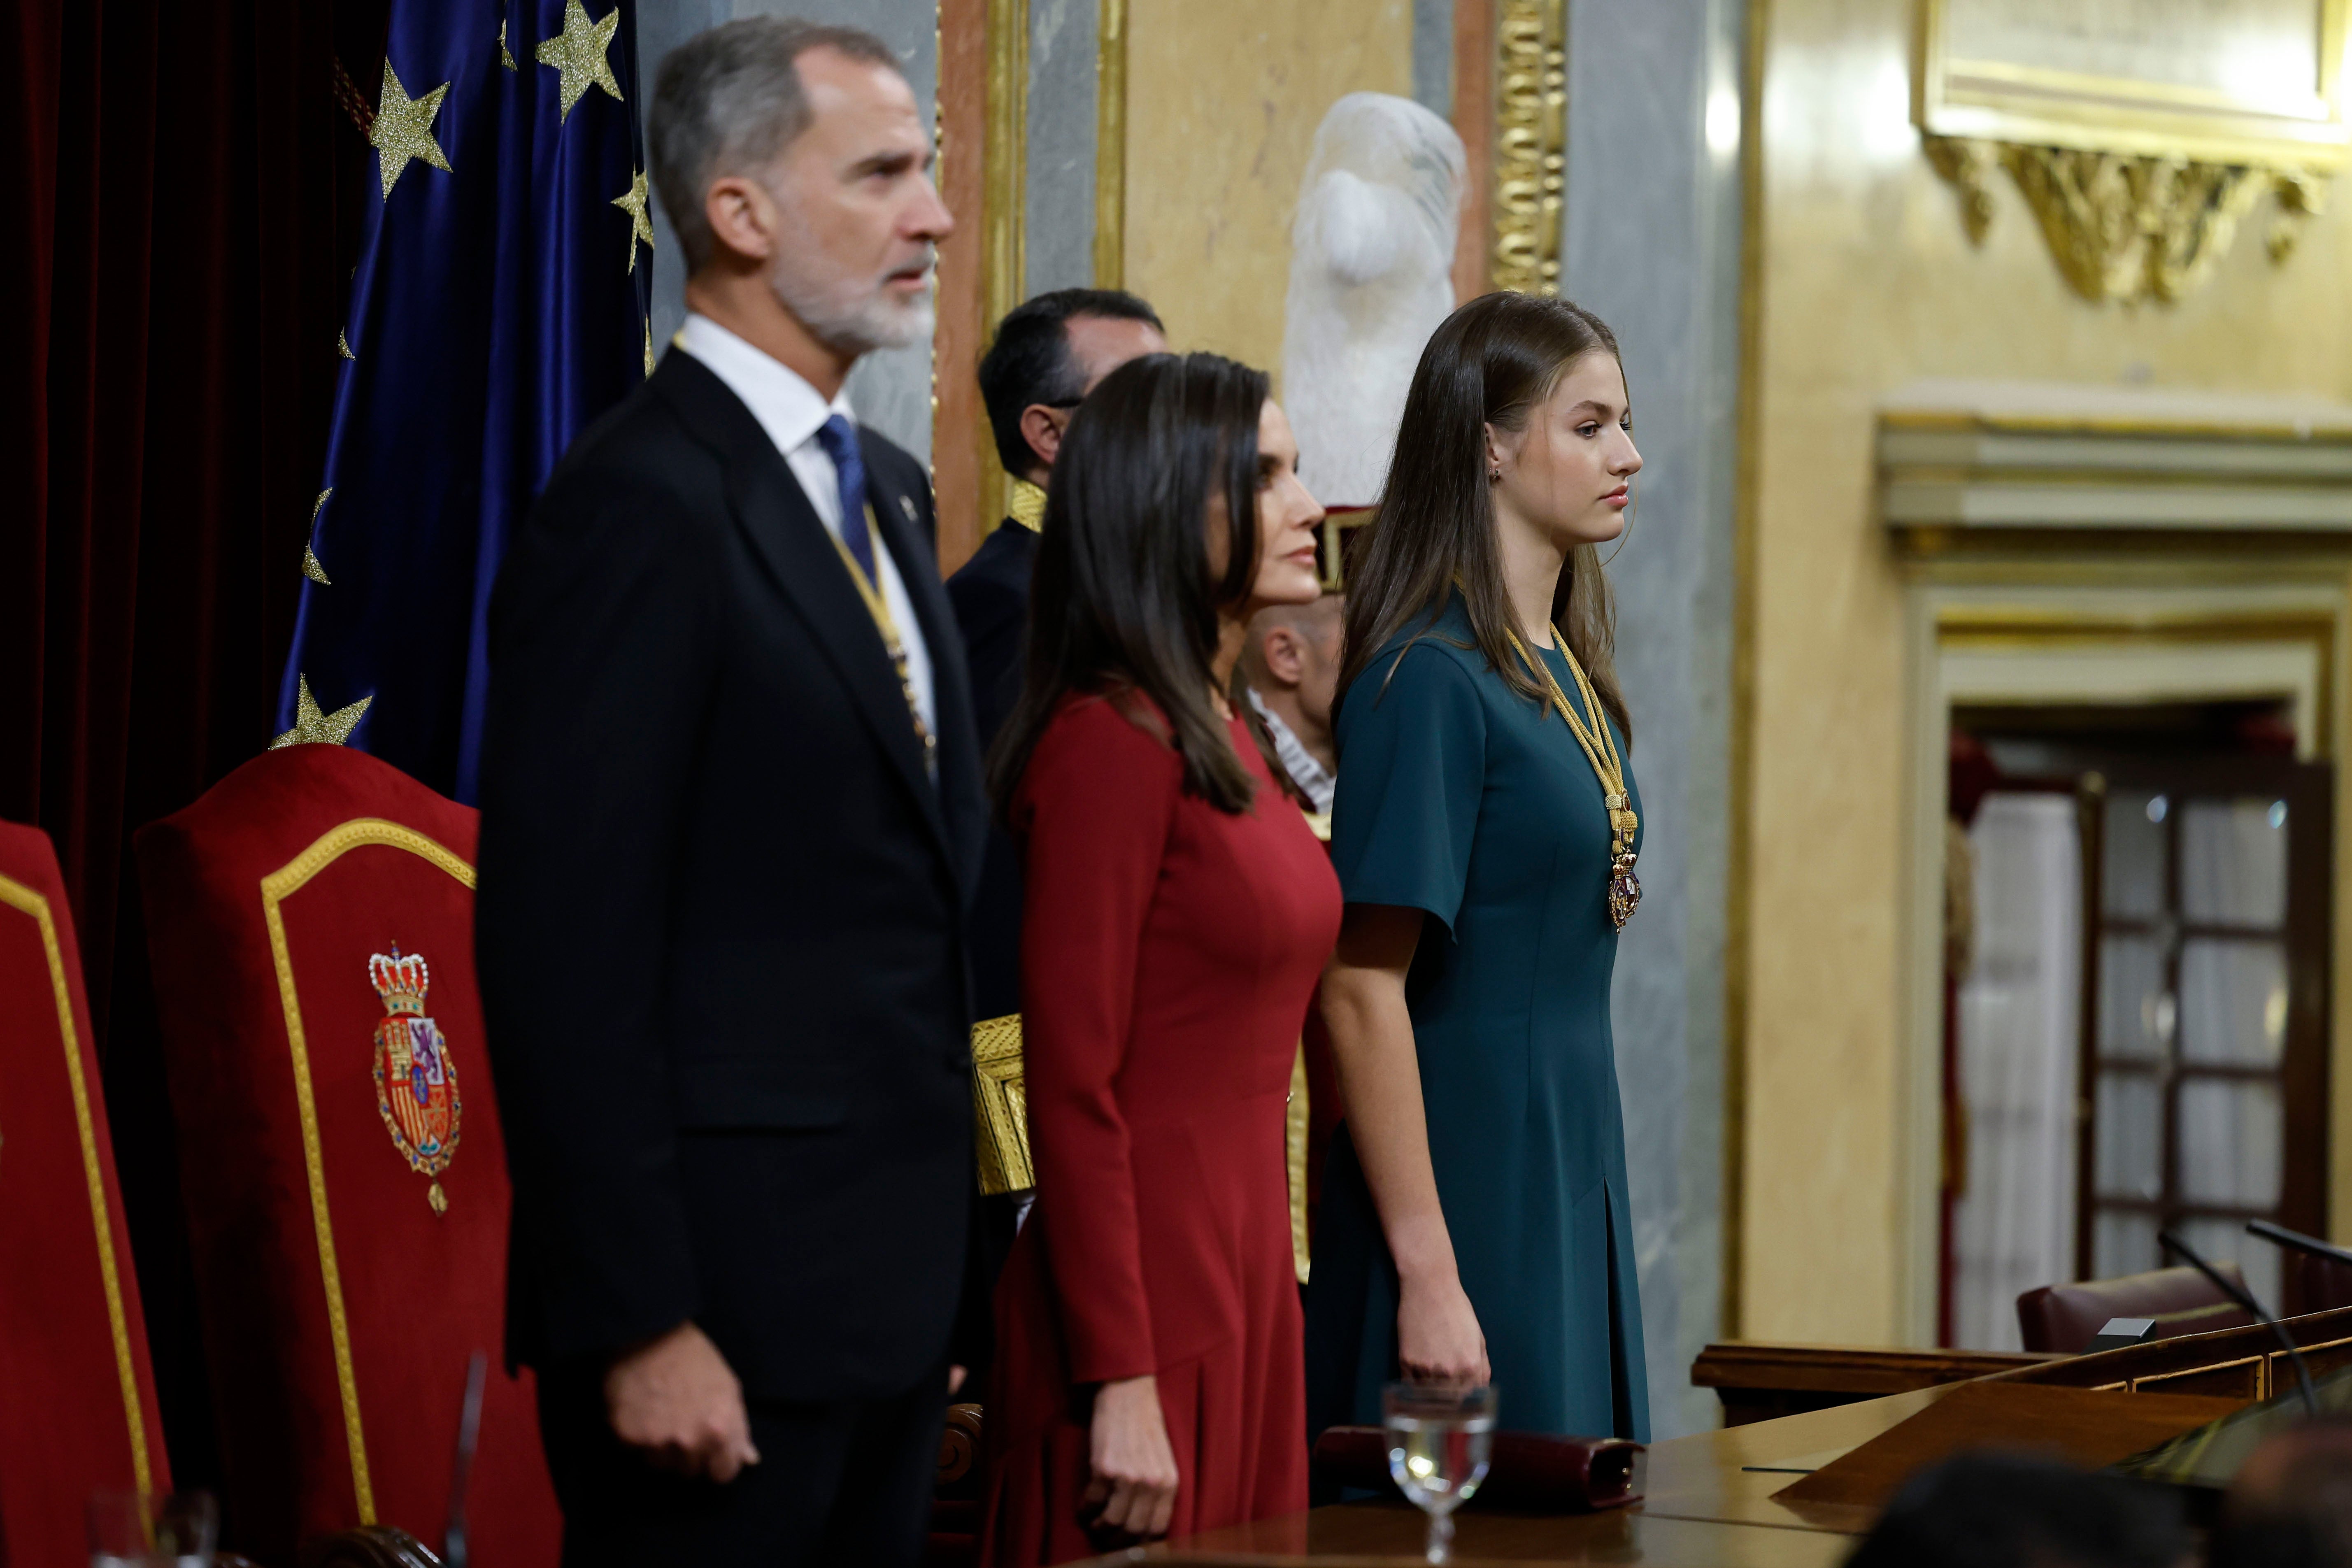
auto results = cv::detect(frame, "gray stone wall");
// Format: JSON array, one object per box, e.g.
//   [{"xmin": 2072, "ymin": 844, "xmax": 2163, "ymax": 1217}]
[
  {"xmin": 1024, "ymin": 0, "xmax": 1100, "ymax": 296},
  {"xmin": 1563, "ymin": 0, "xmax": 1743, "ymax": 1440}
]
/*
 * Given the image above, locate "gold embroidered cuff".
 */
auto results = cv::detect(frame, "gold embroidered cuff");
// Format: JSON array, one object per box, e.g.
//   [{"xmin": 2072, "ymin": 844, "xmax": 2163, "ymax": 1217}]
[{"xmin": 972, "ymin": 1014, "xmax": 1035, "ymax": 1196}]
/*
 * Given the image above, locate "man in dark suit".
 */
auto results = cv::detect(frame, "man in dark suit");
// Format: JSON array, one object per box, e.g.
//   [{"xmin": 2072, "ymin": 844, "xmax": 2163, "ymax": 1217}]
[
  {"xmin": 949, "ymin": 291, "xmax": 1163, "ymax": 1031},
  {"xmin": 474, "ymin": 19, "xmax": 979, "ymax": 1564}
]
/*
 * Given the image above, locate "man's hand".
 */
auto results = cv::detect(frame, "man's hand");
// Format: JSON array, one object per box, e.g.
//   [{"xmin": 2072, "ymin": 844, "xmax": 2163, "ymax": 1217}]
[
  {"xmin": 604, "ymin": 1322, "xmax": 761, "ymax": 1482},
  {"xmin": 1081, "ymin": 1374, "xmax": 1180, "ymax": 1542}
]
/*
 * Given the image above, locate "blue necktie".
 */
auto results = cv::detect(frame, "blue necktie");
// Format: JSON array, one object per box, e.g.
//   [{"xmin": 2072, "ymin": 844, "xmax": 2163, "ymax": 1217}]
[{"xmin": 814, "ymin": 414, "xmax": 878, "ymax": 583}]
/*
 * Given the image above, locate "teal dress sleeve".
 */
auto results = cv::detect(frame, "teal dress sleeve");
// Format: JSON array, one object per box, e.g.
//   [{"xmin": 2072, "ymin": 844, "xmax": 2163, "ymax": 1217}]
[{"xmin": 1329, "ymin": 640, "xmax": 1487, "ymax": 938}]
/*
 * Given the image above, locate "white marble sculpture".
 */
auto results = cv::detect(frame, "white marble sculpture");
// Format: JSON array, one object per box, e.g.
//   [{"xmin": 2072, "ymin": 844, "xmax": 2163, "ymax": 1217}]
[{"xmin": 1282, "ymin": 92, "xmax": 1466, "ymax": 511}]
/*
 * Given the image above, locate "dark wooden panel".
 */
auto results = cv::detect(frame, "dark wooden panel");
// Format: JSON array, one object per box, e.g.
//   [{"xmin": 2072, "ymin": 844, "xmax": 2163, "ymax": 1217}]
[
  {"xmin": 1691, "ymin": 1342, "xmax": 2054, "ymax": 1426},
  {"xmin": 2132, "ymin": 1357, "xmax": 2264, "ymax": 1400}
]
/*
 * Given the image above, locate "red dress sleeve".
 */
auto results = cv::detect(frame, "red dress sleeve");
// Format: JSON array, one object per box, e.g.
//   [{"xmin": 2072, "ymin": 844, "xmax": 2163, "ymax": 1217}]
[{"xmin": 1014, "ymin": 695, "xmax": 1181, "ymax": 1384}]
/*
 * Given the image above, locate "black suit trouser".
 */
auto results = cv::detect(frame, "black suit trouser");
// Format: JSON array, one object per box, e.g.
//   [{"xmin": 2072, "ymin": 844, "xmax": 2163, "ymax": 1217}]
[{"xmin": 537, "ymin": 1356, "xmax": 949, "ymax": 1566}]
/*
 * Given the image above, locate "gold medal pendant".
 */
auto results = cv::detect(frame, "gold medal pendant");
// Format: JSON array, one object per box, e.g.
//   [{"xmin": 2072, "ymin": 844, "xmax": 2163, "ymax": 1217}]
[
  {"xmin": 1604, "ymin": 791, "xmax": 1641, "ymax": 930},
  {"xmin": 1608, "ymin": 844, "xmax": 1641, "ymax": 929},
  {"xmin": 1514, "ymin": 627, "xmax": 1645, "ymax": 933}
]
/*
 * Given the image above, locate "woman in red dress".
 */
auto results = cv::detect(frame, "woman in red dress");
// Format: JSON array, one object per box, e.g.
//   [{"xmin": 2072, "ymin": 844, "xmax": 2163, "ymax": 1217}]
[{"xmin": 979, "ymin": 352, "xmax": 1340, "ymax": 1564}]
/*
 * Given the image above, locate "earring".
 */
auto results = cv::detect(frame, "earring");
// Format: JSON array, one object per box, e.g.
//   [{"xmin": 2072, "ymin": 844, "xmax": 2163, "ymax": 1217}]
[{"xmin": 1489, "ymin": 466, "xmax": 1501, "ymax": 482}]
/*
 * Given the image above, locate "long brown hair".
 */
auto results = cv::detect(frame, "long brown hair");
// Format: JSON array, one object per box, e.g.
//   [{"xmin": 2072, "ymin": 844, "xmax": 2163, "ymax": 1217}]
[
  {"xmin": 989, "ymin": 352, "xmax": 1272, "ymax": 816},
  {"xmin": 1335, "ymin": 291, "xmax": 1631, "ymax": 742}
]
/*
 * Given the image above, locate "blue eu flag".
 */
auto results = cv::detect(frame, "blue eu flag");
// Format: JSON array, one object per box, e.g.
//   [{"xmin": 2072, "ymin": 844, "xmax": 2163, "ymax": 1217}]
[{"xmin": 275, "ymin": 0, "xmax": 650, "ymax": 802}]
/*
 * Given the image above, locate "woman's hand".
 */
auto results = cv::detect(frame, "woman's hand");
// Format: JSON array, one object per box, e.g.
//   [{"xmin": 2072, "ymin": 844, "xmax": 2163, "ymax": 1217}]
[
  {"xmin": 1323, "ymin": 907, "xmax": 1489, "ymax": 1389},
  {"xmin": 1397, "ymin": 1272, "xmax": 1490, "ymax": 1387},
  {"xmin": 1083, "ymin": 1373, "xmax": 1181, "ymax": 1540}
]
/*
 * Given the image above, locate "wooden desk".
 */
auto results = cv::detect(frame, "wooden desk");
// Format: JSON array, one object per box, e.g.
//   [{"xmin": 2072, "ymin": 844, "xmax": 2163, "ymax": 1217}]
[
  {"xmin": 1084, "ymin": 1308, "xmax": 2352, "ymax": 1563},
  {"xmin": 1092, "ymin": 1387, "xmax": 1948, "ymax": 1565},
  {"xmin": 1690, "ymin": 1342, "xmax": 2054, "ymax": 1426}
]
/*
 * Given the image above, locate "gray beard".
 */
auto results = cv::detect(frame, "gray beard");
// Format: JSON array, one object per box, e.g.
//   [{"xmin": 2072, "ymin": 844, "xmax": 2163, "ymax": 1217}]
[{"xmin": 767, "ymin": 250, "xmax": 935, "ymax": 356}]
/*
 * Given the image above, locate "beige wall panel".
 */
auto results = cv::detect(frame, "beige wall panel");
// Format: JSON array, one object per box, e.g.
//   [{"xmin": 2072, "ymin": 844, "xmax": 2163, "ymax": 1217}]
[
  {"xmin": 1121, "ymin": 0, "xmax": 1414, "ymax": 387},
  {"xmin": 1745, "ymin": 0, "xmax": 2352, "ymax": 1344}
]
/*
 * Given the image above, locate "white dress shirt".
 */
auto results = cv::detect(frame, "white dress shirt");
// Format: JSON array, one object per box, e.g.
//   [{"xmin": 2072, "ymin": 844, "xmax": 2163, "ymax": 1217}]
[
  {"xmin": 1246, "ymin": 688, "xmax": 1337, "ymax": 814},
  {"xmin": 677, "ymin": 312, "xmax": 938, "ymax": 745}
]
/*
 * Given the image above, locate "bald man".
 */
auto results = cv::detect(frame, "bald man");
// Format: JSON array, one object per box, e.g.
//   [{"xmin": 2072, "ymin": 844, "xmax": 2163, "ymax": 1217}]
[{"xmin": 1239, "ymin": 593, "xmax": 1344, "ymax": 817}]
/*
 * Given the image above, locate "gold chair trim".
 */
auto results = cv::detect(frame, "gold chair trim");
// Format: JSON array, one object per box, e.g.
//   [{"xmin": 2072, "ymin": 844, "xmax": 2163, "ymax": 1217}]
[
  {"xmin": 259, "ymin": 819, "xmax": 476, "ymax": 1525},
  {"xmin": 0, "ymin": 872, "xmax": 153, "ymax": 1495}
]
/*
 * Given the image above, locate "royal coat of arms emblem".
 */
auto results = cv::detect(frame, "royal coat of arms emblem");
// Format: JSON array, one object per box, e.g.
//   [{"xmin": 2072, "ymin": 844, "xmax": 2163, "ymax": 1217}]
[{"xmin": 368, "ymin": 945, "xmax": 461, "ymax": 1214}]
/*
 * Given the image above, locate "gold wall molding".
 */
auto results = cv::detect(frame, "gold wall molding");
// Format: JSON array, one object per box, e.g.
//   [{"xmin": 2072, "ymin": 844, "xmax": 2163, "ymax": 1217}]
[
  {"xmin": 981, "ymin": 0, "xmax": 1028, "ymax": 529},
  {"xmin": 1878, "ymin": 390, "xmax": 2352, "ymax": 541},
  {"xmin": 1926, "ymin": 135, "xmax": 2326, "ymax": 304},
  {"xmin": 1093, "ymin": 0, "xmax": 1127, "ymax": 288},
  {"xmin": 1490, "ymin": 0, "xmax": 1565, "ymax": 295}
]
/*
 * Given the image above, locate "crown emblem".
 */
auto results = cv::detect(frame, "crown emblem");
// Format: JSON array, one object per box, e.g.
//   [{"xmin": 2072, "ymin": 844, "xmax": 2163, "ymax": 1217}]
[
  {"xmin": 369, "ymin": 947, "xmax": 430, "ymax": 1016},
  {"xmin": 367, "ymin": 943, "xmax": 459, "ymax": 1214}
]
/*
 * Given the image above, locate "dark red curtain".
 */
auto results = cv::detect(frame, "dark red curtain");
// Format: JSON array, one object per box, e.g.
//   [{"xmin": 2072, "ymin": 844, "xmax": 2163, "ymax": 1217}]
[{"xmin": 3, "ymin": 0, "xmax": 386, "ymax": 1505}]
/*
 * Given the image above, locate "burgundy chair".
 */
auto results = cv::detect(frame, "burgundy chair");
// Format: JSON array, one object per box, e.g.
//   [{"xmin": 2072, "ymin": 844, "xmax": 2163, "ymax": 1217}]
[
  {"xmin": 2016, "ymin": 1263, "xmax": 2255, "ymax": 1354},
  {"xmin": 0, "ymin": 821, "xmax": 175, "ymax": 1566},
  {"xmin": 137, "ymin": 744, "xmax": 560, "ymax": 1566},
  {"xmin": 2299, "ymin": 1252, "xmax": 2352, "ymax": 1312}
]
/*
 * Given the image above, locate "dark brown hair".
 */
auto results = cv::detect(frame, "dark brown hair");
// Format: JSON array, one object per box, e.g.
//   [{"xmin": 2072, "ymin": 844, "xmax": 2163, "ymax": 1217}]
[
  {"xmin": 1335, "ymin": 291, "xmax": 1631, "ymax": 742},
  {"xmin": 990, "ymin": 353, "xmax": 1273, "ymax": 816}
]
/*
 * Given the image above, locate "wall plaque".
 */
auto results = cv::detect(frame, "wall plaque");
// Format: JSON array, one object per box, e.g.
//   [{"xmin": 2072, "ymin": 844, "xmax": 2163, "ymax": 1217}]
[{"xmin": 1916, "ymin": 0, "xmax": 2347, "ymax": 300}]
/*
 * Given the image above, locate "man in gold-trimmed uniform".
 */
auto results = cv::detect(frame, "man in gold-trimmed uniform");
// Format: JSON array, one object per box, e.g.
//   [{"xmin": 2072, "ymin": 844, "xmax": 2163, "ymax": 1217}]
[{"xmin": 947, "ymin": 289, "xmax": 1166, "ymax": 1208}]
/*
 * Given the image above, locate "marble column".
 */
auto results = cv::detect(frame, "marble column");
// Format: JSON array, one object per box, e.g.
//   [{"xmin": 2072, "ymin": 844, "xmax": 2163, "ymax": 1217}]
[{"xmin": 1563, "ymin": 0, "xmax": 1744, "ymax": 1440}]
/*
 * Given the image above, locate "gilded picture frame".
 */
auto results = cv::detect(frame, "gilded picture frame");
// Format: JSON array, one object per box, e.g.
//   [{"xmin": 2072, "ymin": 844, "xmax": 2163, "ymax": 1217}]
[{"xmin": 1916, "ymin": 0, "xmax": 2352, "ymax": 170}]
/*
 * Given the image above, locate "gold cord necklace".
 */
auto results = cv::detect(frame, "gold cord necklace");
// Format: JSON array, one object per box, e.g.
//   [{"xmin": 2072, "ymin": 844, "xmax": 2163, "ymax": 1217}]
[{"xmin": 1506, "ymin": 623, "xmax": 1641, "ymax": 929}]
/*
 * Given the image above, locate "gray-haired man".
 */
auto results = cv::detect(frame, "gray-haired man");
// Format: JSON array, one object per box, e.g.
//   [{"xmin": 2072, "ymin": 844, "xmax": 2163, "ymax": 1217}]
[{"xmin": 475, "ymin": 18, "xmax": 982, "ymax": 1564}]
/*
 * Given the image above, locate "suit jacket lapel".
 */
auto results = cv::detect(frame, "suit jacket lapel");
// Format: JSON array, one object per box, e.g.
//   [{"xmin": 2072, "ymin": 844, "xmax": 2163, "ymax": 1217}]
[{"xmin": 652, "ymin": 356, "xmax": 952, "ymax": 856}]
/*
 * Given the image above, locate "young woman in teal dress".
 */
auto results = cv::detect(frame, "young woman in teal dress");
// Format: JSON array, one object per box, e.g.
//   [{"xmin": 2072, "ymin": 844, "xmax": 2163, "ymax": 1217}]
[{"xmin": 1305, "ymin": 291, "xmax": 1649, "ymax": 1442}]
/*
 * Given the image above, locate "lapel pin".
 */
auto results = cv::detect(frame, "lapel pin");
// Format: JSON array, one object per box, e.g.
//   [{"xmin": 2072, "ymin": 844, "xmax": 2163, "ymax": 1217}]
[{"xmin": 899, "ymin": 495, "xmax": 917, "ymax": 522}]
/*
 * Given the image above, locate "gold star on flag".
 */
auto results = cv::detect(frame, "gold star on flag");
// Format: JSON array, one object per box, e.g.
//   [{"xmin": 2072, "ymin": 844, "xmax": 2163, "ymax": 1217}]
[
  {"xmin": 272, "ymin": 675, "xmax": 372, "ymax": 749},
  {"xmin": 613, "ymin": 168, "xmax": 653, "ymax": 273},
  {"xmin": 370, "ymin": 61, "xmax": 453, "ymax": 199},
  {"xmin": 303, "ymin": 490, "xmax": 333, "ymax": 584},
  {"xmin": 337, "ymin": 330, "xmax": 354, "ymax": 360},
  {"xmin": 535, "ymin": 0, "xmax": 623, "ymax": 122},
  {"xmin": 499, "ymin": 19, "xmax": 518, "ymax": 70},
  {"xmin": 642, "ymin": 319, "xmax": 654, "ymax": 377}
]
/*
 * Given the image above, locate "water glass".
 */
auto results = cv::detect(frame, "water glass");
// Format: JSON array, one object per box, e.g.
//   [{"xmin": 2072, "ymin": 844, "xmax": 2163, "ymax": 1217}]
[
  {"xmin": 1383, "ymin": 1382, "xmax": 1496, "ymax": 1564},
  {"xmin": 87, "ymin": 1490, "xmax": 216, "ymax": 1568}
]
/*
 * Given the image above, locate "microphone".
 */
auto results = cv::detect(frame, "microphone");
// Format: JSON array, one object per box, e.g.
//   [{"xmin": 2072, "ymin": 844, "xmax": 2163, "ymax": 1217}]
[
  {"xmin": 2247, "ymin": 1217, "xmax": 2352, "ymax": 1271},
  {"xmin": 444, "ymin": 1349, "xmax": 489, "ymax": 1568},
  {"xmin": 2160, "ymin": 1230, "xmax": 2318, "ymax": 1419}
]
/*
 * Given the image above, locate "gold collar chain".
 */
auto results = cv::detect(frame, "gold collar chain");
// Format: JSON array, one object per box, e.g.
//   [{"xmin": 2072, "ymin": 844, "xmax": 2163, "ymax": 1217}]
[
  {"xmin": 830, "ymin": 505, "xmax": 936, "ymax": 770},
  {"xmin": 1506, "ymin": 625, "xmax": 1642, "ymax": 929}
]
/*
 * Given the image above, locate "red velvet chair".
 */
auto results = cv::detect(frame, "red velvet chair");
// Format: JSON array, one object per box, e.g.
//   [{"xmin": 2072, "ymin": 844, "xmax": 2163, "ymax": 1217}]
[
  {"xmin": 0, "ymin": 821, "xmax": 175, "ymax": 1565},
  {"xmin": 137, "ymin": 744, "xmax": 559, "ymax": 1566}
]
